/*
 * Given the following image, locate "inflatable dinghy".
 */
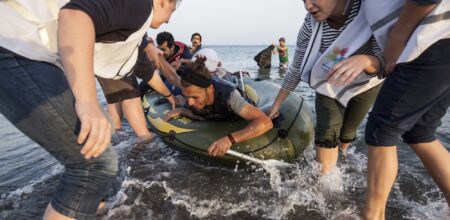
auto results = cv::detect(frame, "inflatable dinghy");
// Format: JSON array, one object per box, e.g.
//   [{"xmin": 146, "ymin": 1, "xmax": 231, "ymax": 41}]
[{"xmin": 143, "ymin": 79, "xmax": 314, "ymax": 164}]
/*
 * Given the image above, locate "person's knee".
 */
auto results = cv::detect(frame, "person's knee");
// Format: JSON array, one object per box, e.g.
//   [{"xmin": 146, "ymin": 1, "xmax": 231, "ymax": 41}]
[{"xmin": 51, "ymin": 148, "xmax": 118, "ymax": 219}]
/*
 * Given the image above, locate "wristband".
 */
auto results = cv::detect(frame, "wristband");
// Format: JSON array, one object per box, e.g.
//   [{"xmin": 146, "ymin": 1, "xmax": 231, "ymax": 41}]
[
  {"xmin": 227, "ymin": 133, "xmax": 236, "ymax": 145},
  {"xmin": 163, "ymin": 93, "xmax": 172, "ymax": 98}
]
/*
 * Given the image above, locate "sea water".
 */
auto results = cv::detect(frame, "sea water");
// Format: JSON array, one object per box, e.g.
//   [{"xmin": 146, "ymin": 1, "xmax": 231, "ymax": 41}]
[{"xmin": 0, "ymin": 45, "xmax": 449, "ymax": 219}]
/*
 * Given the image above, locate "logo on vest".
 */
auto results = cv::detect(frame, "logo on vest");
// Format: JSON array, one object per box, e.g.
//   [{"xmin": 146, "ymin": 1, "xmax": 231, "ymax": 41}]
[{"xmin": 322, "ymin": 47, "xmax": 349, "ymax": 73}]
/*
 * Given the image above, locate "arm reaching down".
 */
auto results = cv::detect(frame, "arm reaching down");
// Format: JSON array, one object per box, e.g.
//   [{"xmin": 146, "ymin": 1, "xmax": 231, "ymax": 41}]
[
  {"xmin": 384, "ymin": 0, "xmax": 439, "ymax": 74},
  {"xmin": 144, "ymin": 43, "xmax": 182, "ymax": 88},
  {"xmin": 147, "ymin": 70, "xmax": 178, "ymax": 109},
  {"xmin": 58, "ymin": 9, "xmax": 112, "ymax": 159}
]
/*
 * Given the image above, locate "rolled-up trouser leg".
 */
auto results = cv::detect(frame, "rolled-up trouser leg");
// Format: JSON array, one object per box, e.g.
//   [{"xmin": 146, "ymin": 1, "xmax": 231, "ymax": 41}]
[{"xmin": 0, "ymin": 48, "xmax": 118, "ymax": 220}]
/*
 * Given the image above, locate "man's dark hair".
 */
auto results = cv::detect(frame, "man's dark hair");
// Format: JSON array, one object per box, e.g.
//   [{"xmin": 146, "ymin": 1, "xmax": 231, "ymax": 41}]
[
  {"xmin": 156, "ymin": 31, "xmax": 175, "ymax": 47},
  {"xmin": 191, "ymin": 33, "xmax": 202, "ymax": 41}
]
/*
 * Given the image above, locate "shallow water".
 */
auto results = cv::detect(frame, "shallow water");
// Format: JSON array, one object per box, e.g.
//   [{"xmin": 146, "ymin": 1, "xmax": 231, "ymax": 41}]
[{"xmin": 1, "ymin": 45, "xmax": 449, "ymax": 219}]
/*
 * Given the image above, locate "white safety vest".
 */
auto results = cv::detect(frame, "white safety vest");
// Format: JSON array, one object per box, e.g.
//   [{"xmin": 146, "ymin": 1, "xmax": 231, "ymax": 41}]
[
  {"xmin": 363, "ymin": 0, "xmax": 450, "ymax": 63},
  {"xmin": 0, "ymin": 0, "xmax": 153, "ymax": 79},
  {"xmin": 300, "ymin": 6, "xmax": 383, "ymax": 107}
]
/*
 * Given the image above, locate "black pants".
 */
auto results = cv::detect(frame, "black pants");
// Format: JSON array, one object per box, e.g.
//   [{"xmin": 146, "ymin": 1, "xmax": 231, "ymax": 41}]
[{"xmin": 366, "ymin": 39, "xmax": 450, "ymax": 146}]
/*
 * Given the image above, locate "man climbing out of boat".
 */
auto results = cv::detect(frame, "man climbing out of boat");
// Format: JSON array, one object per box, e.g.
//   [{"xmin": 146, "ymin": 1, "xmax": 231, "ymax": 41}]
[{"xmin": 163, "ymin": 57, "xmax": 273, "ymax": 156}]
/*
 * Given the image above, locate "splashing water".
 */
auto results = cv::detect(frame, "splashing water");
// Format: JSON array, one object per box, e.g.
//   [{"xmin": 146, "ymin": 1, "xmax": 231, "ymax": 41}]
[{"xmin": 1, "ymin": 46, "xmax": 449, "ymax": 219}]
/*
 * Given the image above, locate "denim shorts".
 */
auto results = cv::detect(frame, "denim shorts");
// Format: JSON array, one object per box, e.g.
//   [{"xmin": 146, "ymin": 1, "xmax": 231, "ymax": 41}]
[
  {"xmin": 0, "ymin": 47, "xmax": 118, "ymax": 219},
  {"xmin": 365, "ymin": 39, "xmax": 450, "ymax": 146}
]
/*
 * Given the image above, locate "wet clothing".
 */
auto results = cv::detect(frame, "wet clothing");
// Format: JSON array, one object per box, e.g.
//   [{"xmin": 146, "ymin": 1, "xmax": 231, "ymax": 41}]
[
  {"xmin": 188, "ymin": 77, "xmax": 248, "ymax": 120},
  {"xmin": 315, "ymin": 84, "xmax": 381, "ymax": 147},
  {"xmin": 366, "ymin": 39, "xmax": 450, "ymax": 146}
]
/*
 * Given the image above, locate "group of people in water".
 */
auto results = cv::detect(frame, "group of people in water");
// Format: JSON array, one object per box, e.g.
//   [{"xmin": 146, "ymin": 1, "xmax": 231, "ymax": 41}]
[{"xmin": 0, "ymin": 0, "xmax": 449, "ymax": 219}]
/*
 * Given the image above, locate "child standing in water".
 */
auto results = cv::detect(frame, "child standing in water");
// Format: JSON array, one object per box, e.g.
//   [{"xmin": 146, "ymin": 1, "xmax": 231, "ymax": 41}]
[{"xmin": 273, "ymin": 37, "xmax": 289, "ymax": 69}]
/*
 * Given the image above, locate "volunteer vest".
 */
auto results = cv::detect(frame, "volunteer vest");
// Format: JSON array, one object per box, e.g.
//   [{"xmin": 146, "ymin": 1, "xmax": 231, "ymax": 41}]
[
  {"xmin": 0, "ymin": 0, "xmax": 153, "ymax": 79},
  {"xmin": 363, "ymin": 0, "xmax": 450, "ymax": 63},
  {"xmin": 299, "ymin": 3, "xmax": 383, "ymax": 107}
]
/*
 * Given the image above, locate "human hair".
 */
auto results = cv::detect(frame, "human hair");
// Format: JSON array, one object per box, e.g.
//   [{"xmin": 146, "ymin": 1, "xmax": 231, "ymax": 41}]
[
  {"xmin": 191, "ymin": 33, "xmax": 202, "ymax": 41},
  {"xmin": 181, "ymin": 56, "xmax": 211, "ymax": 88},
  {"xmin": 279, "ymin": 37, "xmax": 286, "ymax": 42},
  {"xmin": 156, "ymin": 31, "xmax": 175, "ymax": 48}
]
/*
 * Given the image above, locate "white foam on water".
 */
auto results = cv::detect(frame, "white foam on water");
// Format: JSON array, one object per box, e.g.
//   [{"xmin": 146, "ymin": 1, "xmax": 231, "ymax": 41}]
[{"xmin": 104, "ymin": 139, "xmax": 449, "ymax": 219}]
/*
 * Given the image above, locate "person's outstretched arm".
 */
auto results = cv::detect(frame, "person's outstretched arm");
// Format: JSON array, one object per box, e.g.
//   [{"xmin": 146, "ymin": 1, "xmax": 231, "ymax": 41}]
[
  {"xmin": 147, "ymin": 70, "xmax": 178, "ymax": 109},
  {"xmin": 268, "ymin": 15, "xmax": 312, "ymax": 118},
  {"xmin": 384, "ymin": 0, "xmax": 439, "ymax": 74},
  {"xmin": 208, "ymin": 97, "xmax": 273, "ymax": 157},
  {"xmin": 58, "ymin": 9, "xmax": 112, "ymax": 159},
  {"xmin": 144, "ymin": 43, "xmax": 182, "ymax": 88}
]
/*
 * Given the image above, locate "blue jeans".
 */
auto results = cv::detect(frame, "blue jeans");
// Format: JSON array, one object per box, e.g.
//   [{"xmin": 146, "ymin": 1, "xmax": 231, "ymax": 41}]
[{"xmin": 0, "ymin": 48, "xmax": 118, "ymax": 220}]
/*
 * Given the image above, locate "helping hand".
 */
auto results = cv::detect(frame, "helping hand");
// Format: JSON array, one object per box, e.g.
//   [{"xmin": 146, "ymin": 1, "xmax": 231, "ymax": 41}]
[
  {"xmin": 171, "ymin": 58, "xmax": 182, "ymax": 70},
  {"xmin": 166, "ymin": 94, "xmax": 178, "ymax": 110},
  {"xmin": 266, "ymin": 105, "xmax": 280, "ymax": 119},
  {"xmin": 75, "ymin": 101, "xmax": 113, "ymax": 159},
  {"xmin": 384, "ymin": 32, "xmax": 407, "ymax": 75},
  {"xmin": 163, "ymin": 108, "xmax": 184, "ymax": 121},
  {"xmin": 327, "ymin": 55, "xmax": 369, "ymax": 86},
  {"xmin": 208, "ymin": 136, "xmax": 232, "ymax": 156}
]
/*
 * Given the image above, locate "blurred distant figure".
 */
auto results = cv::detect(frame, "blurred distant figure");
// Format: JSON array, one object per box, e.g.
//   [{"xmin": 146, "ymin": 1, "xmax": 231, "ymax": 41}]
[
  {"xmin": 273, "ymin": 37, "xmax": 289, "ymax": 69},
  {"xmin": 190, "ymin": 32, "xmax": 202, "ymax": 55}
]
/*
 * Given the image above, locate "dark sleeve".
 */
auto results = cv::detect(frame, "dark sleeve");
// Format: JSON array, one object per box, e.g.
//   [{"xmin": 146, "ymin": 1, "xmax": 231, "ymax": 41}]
[
  {"xmin": 133, "ymin": 36, "xmax": 156, "ymax": 83},
  {"xmin": 182, "ymin": 47, "xmax": 193, "ymax": 60},
  {"xmin": 63, "ymin": 0, "xmax": 152, "ymax": 41},
  {"xmin": 410, "ymin": 0, "xmax": 442, "ymax": 5}
]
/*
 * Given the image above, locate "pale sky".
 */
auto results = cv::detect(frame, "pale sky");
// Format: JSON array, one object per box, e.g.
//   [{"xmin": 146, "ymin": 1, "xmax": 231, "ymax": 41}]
[{"xmin": 148, "ymin": 0, "xmax": 308, "ymax": 45}]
